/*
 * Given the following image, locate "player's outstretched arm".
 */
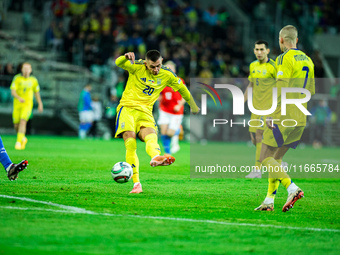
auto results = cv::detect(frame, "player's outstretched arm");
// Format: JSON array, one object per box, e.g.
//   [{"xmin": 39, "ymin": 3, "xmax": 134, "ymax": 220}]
[
  {"xmin": 115, "ymin": 52, "xmax": 137, "ymax": 73},
  {"xmin": 177, "ymin": 85, "xmax": 200, "ymax": 115},
  {"xmin": 124, "ymin": 52, "xmax": 135, "ymax": 62}
]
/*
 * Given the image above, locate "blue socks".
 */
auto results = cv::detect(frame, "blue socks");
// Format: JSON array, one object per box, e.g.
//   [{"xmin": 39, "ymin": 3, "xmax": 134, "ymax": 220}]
[
  {"xmin": 175, "ymin": 128, "xmax": 180, "ymax": 136},
  {"xmin": 0, "ymin": 137, "xmax": 12, "ymax": 171},
  {"xmin": 161, "ymin": 135, "xmax": 171, "ymax": 154}
]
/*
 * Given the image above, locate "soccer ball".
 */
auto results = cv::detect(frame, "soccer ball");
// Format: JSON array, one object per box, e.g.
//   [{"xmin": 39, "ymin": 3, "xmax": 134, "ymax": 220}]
[{"xmin": 111, "ymin": 162, "xmax": 133, "ymax": 183}]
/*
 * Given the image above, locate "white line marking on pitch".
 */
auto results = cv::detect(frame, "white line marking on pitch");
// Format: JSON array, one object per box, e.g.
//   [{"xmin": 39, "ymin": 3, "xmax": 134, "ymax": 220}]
[
  {"xmin": 321, "ymin": 159, "xmax": 340, "ymax": 164},
  {"xmin": 0, "ymin": 194, "xmax": 95, "ymax": 214},
  {"xmin": 1, "ymin": 194, "xmax": 339, "ymax": 233}
]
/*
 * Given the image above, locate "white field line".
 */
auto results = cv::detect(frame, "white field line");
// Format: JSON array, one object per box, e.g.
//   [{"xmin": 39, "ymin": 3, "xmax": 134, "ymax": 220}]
[
  {"xmin": 0, "ymin": 194, "xmax": 95, "ymax": 214},
  {"xmin": 320, "ymin": 159, "xmax": 340, "ymax": 164},
  {"xmin": 0, "ymin": 206, "xmax": 72, "ymax": 213},
  {"xmin": 1, "ymin": 194, "xmax": 339, "ymax": 233}
]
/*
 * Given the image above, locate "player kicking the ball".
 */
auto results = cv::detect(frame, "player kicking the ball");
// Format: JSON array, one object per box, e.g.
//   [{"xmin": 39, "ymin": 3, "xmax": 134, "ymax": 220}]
[
  {"xmin": 115, "ymin": 50, "xmax": 200, "ymax": 193},
  {"xmin": 255, "ymin": 25, "xmax": 315, "ymax": 212}
]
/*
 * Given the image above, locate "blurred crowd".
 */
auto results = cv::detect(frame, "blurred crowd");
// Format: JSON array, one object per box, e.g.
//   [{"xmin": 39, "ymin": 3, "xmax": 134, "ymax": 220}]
[
  {"xmin": 0, "ymin": 63, "xmax": 22, "ymax": 104},
  {"xmin": 43, "ymin": 0, "xmax": 248, "ymax": 85},
  {"xmin": 239, "ymin": 0, "xmax": 340, "ymax": 35}
]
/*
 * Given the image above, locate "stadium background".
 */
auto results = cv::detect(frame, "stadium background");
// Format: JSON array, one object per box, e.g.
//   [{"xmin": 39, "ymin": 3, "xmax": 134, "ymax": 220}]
[
  {"xmin": 0, "ymin": 0, "xmax": 339, "ymax": 147},
  {"xmin": 0, "ymin": 1, "xmax": 339, "ymax": 254}
]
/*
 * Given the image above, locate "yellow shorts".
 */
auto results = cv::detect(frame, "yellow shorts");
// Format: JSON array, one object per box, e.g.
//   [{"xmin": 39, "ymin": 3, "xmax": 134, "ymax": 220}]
[
  {"xmin": 12, "ymin": 104, "xmax": 33, "ymax": 124},
  {"xmin": 115, "ymin": 106, "xmax": 158, "ymax": 139},
  {"xmin": 249, "ymin": 114, "xmax": 266, "ymax": 133},
  {"xmin": 262, "ymin": 124, "xmax": 305, "ymax": 149}
]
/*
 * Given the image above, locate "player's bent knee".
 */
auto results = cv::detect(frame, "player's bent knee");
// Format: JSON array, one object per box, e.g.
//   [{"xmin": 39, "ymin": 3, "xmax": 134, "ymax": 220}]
[
  {"xmin": 123, "ymin": 131, "xmax": 136, "ymax": 141},
  {"xmin": 139, "ymin": 127, "xmax": 156, "ymax": 141}
]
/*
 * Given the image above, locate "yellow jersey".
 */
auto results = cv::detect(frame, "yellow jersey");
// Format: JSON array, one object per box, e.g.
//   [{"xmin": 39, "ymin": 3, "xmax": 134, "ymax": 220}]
[
  {"xmin": 275, "ymin": 48, "xmax": 315, "ymax": 126},
  {"xmin": 248, "ymin": 58, "xmax": 276, "ymax": 110},
  {"xmin": 115, "ymin": 56, "xmax": 184, "ymax": 116},
  {"xmin": 10, "ymin": 74, "xmax": 40, "ymax": 107}
]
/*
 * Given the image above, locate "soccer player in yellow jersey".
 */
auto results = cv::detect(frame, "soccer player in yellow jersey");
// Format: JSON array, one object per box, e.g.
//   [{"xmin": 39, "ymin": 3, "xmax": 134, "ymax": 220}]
[
  {"xmin": 244, "ymin": 40, "xmax": 276, "ymax": 178},
  {"xmin": 10, "ymin": 63, "xmax": 43, "ymax": 150},
  {"xmin": 255, "ymin": 25, "xmax": 315, "ymax": 212},
  {"xmin": 115, "ymin": 50, "xmax": 200, "ymax": 193}
]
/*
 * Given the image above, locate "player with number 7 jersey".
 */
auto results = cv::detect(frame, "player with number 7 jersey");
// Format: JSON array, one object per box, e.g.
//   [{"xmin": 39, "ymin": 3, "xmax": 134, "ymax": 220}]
[
  {"xmin": 114, "ymin": 50, "xmax": 199, "ymax": 194},
  {"xmin": 273, "ymin": 47, "xmax": 315, "ymax": 126},
  {"xmin": 257, "ymin": 25, "xmax": 315, "ymax": 213}
]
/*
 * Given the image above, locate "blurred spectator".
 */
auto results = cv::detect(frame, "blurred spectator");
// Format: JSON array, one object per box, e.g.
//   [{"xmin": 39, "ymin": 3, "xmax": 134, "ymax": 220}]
[
  {"xmin": 78, "ymin": 84, "xmax": 93, "ymax": 139},
  {"xmin": 72, "ymin": 32, "xmax": 85, "ymax": 65},
  {"xmin": 2, "ymin": 63, "xmax": 15, "ymax": 103},
  {"xmin": 84, "ymin": 32, "xmax": 99, "ymax": 67},
  {"xmin": 127, "ymin": 0, "xmax": 139, "ymax": 16},
  {"xmin": 114, "ymin": 6, "xmax": 127, "ymax": 27},
  {"xmin": 48, "ymin": 21, "xmax": 64, "ymax": 52},
  {"xmin": 100, "ymin": 9, "xmax": 112, "ymax": 34},
  {"xmin": 0, "ymin": 63, "xmax": 14, "ymax": 104},
  {"xmin": 82, "ymin": 12, "xmax": 100, "ymax": 37},
  {"xmin": 68, "ymin": 16, "xmax": 81, "ymax": 38},
  {"xmin": 51, "ymin": 0, "xmax": 69, "ymax": 20},
  {"xmin": 145, "ymin": 0, "xmax": 162, "ymax": 26},
  {"xmin": 63, "ymin": 31, "xmax": 74, "ymax": 63},
  {"xmin": 203, "ymin": 6, "xmax": 218, "ymax": 26},
  {"xmin": 88, "ymin": 95, "xmax": 103, "ymax": 138},
  {"xmin": 99, "ymin": 30, "xmax": 114, "ymax": 63},
  {"xmin": 68, "ymin": 0, "xmax": 89, "ymax": 16}
]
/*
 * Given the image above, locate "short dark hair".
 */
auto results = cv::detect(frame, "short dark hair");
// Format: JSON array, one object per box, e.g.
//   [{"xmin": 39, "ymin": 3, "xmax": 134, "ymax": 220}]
[
  {"xmin": 255, "ymin": 40, "xmax": 269, "ymax": 48},
  {"xmin": 146, "ymin": 50, "xmax": 161, "ymax": 62}
]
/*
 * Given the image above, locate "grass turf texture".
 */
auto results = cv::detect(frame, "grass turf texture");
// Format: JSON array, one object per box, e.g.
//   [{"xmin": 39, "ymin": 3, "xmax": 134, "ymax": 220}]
[{"xmin": 0, "ymin": 135, "xmax": 339, "ymax": 255}]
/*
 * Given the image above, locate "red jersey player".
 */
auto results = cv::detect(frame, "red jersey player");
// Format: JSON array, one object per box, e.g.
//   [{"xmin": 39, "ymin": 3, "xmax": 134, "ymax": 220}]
[{"xmin": 158, "ymin": 61, "xmax": 186, "ymax": 154}]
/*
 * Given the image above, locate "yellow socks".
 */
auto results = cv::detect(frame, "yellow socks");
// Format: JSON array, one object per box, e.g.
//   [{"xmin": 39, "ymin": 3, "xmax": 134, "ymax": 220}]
[
  {"xmin": 144, "ymin": 133, "xmax": 160, "ymax": 159},
  {"xmin": 262, "ymin": 156, "xmax": 292, "ymax": 189},
  {"xmin": 255, "ymin": 142, "xmax": 262, "ymax": 171},
  {"xmin": 125, "ymin": 138, "xmax": 140, "ymax": 183},
  {"xmin": 266, "ymin": 177, "xmax": 280, "ymax": 199},
  {"xmin": 17, "ymin": 132, "xmax": 24, "ymax": 143}
]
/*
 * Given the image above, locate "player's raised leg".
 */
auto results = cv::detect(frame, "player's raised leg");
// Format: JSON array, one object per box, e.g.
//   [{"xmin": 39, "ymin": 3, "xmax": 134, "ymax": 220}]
[
  {"xmin": 0, "ymin": 136, "xmax": 28, "ymax": 180},
  {"xmin": 0, "ymin": 137, "xmax": 13, "ymax": 171},
  {"xmin": 139, "ymin": 127, "xmax": 175, "ymax": 167}
]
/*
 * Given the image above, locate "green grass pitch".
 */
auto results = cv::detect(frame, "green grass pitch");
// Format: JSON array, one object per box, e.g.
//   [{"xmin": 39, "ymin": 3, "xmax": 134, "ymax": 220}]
[{"xmin": 0, "ymin": 135, "xmax": 339, "ymax": 255}]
